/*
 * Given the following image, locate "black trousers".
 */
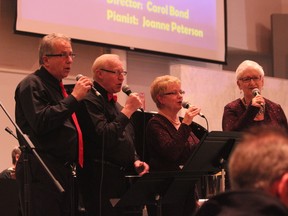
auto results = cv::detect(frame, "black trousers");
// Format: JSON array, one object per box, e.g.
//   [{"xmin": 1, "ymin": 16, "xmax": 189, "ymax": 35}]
[
  {"xmin": 16, "ymin": 153, "xmax": 75, "ymax": 216},
  {"xmin": 78, "ymin": 161, "xmax": 142, "ymax": 216}
]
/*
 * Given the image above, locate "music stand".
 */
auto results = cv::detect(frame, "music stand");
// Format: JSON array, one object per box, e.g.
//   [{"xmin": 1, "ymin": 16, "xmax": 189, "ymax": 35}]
[
  {"xmin": 183, "ymin": 131, "xmax": 242, "ymax": 174},
  {"xmin": 182, "ymin": 131, "xmax": 242, "ymax": 197},
  {"xmin": 112, "ymin": 171, "xmax": 201, "ymax": 216}
]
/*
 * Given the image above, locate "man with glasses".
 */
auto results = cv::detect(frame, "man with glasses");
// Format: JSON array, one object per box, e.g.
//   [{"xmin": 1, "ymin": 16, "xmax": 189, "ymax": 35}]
[
  {"xmin": 76, "ymin": 54, "xmax": 149, "ymax": 216},
  {"xmin": 222, "ymin": 60, "xmax": 288, "ymax": 132},
  {"xmin": 15, "ymin": 33, "xmax": 92, "ymax": 216}
]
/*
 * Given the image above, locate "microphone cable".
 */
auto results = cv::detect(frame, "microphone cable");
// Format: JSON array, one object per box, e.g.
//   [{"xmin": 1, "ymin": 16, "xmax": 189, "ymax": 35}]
[
  {"xmin": 202, "ymin": 115, "xmax": 209, "ymax": 133},
  {"xmin": 182, "ymin": 101, "xmax": 209, "ymax": 132},
  {"xmin": 98, "ymin": 93, "xmax": 105, "ymax": 216}
]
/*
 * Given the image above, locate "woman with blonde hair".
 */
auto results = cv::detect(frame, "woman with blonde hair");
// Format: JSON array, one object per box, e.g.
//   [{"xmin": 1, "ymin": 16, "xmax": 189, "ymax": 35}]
[{"xmin": 146, "ymin": 75, "xmax": 202, "ymax": 216}]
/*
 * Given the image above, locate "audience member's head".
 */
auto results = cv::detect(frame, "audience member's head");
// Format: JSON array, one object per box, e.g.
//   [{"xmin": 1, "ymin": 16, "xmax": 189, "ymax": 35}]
[
  {"xmin": 0, "ymin": 147, "xmax": 21, "ymax": 179},
  {"xmin": 229, "ymin": 125, "xmax": 288, "ymax": 206},
  {"xmin": 11, "ymin": 147, "xmax": 21, "ymax": 166}
]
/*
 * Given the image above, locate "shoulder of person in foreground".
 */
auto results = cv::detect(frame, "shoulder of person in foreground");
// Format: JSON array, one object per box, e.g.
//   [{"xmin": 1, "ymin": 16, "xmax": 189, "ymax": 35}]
[{"xmin": 195, "ymin": 190, "xmax": 288, "ymax": 216}]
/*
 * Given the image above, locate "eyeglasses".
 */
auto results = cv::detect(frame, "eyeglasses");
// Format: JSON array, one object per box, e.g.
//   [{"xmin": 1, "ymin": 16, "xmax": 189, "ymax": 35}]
[
  {"xmin": 100, "ymin": 68, "xmax": 128, "ymax": 76},
  {"xmin": 46, "ymin": 53, "xmax": 76, "ymax": 58},
  {"xmin": 239, "ymin": 76, "xmax": 261, "ymax": 83},
  {"xmin": 162, "ymin": 90, "xmax": 185, "ymax": 96}
]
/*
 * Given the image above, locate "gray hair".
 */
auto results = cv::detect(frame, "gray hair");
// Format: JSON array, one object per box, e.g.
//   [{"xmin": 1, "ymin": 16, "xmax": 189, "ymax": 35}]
[
  {"xmin": 38, "ymin": 33, "xmax": 71, "ymax": 65},
  {"xmin": 235, "ymin": 60, "xmax": 265, "ymax": 80}
]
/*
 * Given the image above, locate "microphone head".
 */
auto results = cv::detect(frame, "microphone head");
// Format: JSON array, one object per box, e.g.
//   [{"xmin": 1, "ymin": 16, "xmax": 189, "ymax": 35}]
[
  {"xmin": 122, "ymin": 85, "xmax": 132, "ymax": 95},
  {"xmin": 76, "ymin": 74, "xmax": 83, "ymax": 81},
  {"xmin": 252, "ymin": 88, "xmax": 260, "ymax": 97},
  {"xmin": 182, "ymin": 101, "xmax": 190, "ymax": 109},
  {"xmin": 182, "ymin": 101, "xmax": 205, "ymax": 118},
  {"xmin": 5, "ymin": 127, "xmax": 13, "ymax": 134}
]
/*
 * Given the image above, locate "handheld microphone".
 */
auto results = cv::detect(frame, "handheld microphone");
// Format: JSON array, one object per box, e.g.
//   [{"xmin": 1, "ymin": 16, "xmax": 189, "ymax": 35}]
[
  {"xmin": 182, "ymin": 101, "xmax": 205, "ymax": 118},
  {"xmin": 252, "ymin": 88, "xmax": 264, "ymax": 107},
  {"xmin": 252, "ymin": 88, "xmax": 260, "ymax": 97},
  {"xmin": 122, "ymin": 85, "xmax": 132, "ymax": 96},
  {"xmin": 76, "ymin": 74, "xmax": 101, "ymax": 96},
  {"xmin": 122, "ymin": 85, "xmax": 143, "ymax": 112}
]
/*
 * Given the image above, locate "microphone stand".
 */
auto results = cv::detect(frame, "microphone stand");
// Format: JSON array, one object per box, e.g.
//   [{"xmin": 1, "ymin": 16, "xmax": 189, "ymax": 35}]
[{"xmin": 0, "ymin": 101, "xmax": 64, "ymax": 216}]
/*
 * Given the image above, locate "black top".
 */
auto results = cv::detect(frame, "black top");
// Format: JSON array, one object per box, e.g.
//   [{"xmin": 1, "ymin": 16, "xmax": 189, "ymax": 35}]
[
  {"xmin": 77, "ymin": 82, "xmax": 139, "ymax": 169},
  {"xmin": 195, "ymin": 190, "xmax": 288, "ymax": 216},
  {"xmin": 146, "ymin": 114, "xmax": 199, "ymax": 171},
  {"xmin": 15, "ymin": 66, "xmax": 80, "ymax": 163}
]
